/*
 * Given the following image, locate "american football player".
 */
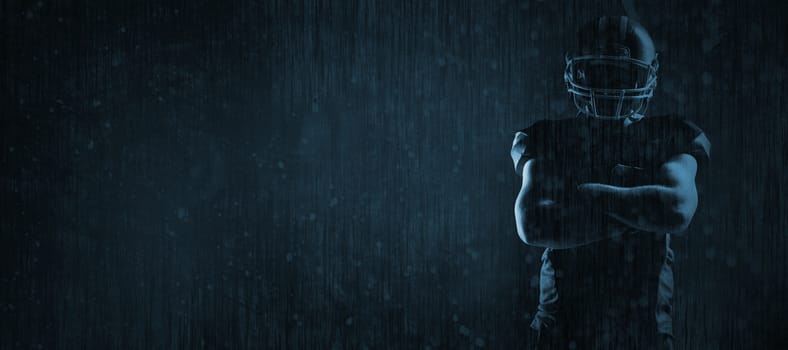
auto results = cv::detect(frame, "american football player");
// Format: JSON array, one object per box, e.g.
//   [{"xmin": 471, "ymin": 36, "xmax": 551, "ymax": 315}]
[{"xmin": 511, "ymin": 16, "xmax": 711, "ymax": 349}]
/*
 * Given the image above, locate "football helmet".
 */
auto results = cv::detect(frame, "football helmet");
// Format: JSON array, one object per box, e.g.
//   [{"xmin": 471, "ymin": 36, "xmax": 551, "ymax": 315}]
[{"xmin": 564, "ymin": 16, "xmax": 659, "ymax": 120}]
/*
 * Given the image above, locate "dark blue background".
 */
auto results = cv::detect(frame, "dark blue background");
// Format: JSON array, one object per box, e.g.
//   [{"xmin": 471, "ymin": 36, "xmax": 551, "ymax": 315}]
[{"xmin": 2, "ymin": 0, "xmax": 787, "ymax": 348}]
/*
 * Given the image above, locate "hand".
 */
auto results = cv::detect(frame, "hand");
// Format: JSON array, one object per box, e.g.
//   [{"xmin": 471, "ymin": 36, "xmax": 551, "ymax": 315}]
[
  {"xmin": 610, "ymin": 163, "xmax": 645, "ymax": 177},
  {"xmin": 576, "ymin": 183, "xmax": 622, "ymax": 199}
]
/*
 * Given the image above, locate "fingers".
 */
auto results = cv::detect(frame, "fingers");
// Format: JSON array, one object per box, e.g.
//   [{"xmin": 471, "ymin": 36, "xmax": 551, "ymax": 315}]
[
  {"xmin": 577, "ymin": 183, "xmax": 627, "ymax": 200},
  {"xmin": 577, "ymin": 183, "xmax": 605, "ymax": 193},
  {"xmin": 611, "ymin": 163, "xmax": 645, "ymax": 177}
]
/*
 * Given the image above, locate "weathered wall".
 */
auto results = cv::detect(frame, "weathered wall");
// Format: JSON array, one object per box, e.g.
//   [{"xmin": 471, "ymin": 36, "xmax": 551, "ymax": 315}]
[{"xmin": 2, "ymin": 0, "xmax": 786, "ymax": 348}]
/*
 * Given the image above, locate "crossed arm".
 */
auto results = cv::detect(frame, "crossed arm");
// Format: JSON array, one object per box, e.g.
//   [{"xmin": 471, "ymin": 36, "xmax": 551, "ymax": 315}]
[{"xmin": 514, "ymin": 153, "xmax": 699, "ymax": 249}]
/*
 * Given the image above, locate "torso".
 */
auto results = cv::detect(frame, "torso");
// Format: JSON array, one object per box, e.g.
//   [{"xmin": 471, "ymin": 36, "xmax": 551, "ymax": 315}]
[{"xmin": 524, "ymin": 115, "xmax": 694, "ymax": 347}]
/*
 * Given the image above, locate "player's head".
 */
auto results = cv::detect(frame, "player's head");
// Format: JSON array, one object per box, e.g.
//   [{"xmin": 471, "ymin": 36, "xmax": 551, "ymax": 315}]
[{"xmin": 564, "ymin": 16, "xmax": 658, "ymax": 120}]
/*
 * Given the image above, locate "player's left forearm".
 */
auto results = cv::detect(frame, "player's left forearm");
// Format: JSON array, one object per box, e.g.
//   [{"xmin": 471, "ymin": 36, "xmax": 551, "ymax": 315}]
[{"xmin": 576, "ymin": 183, "xmax": 696, "ymax": 233}]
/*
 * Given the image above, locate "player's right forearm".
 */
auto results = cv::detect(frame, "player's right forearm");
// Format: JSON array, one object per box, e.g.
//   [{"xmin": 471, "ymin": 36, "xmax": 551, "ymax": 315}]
[
  {"xmin": 515, "ymin": 158, "xmax": 629, "ymax": 248},
  {"xmin": 515, "ymin": 192, "xmax": 627, "ymax": 249}
]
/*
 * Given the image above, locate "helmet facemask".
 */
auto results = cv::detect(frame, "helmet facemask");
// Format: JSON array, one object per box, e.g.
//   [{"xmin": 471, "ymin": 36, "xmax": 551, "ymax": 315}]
[{"xmin": 565, "ymin": 53, "xmax": 658, "ymax": 120}]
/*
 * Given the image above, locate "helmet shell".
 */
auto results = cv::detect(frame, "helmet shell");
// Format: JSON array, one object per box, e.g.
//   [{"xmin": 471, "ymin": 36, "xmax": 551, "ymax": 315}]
[{"xmin": 565, "ymin": 16, "xmax": 659, "ymax": 120}]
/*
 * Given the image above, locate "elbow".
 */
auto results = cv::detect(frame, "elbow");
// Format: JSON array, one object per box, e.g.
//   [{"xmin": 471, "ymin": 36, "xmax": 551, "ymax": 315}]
[
  {"xmin": 662, "ymin": 187, "xmax": 698, "ymax": 234},
  {"xmin": 514, "ymin": 205, "xmax": 552, "ymax": 248},
  {"xmin": 514, "ymin": 174, "xmax": 562, "ymax": 248},
  {"xmin": 663, "ymin": 210, "xmax": 692, "ymax": 234},
  {"xmin": 514, "ymin": 206, "xmax": 532, "ymax": 245},
  {"xmin": 514, "ymin": 210, "xmax": 559, "ymax": 248},
  {"xmin": 516, "ymin": 224, "xmax": 542, "ymax": 247},
  {"xmin": 517, "ymin": 226, "xmax": 551, "ymax": 248}
]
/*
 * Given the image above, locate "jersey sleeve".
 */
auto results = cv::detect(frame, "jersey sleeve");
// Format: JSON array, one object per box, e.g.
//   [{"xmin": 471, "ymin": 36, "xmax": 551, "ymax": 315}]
[
  {"xmin": 510, "ymin": 131, "xmax": 529, "ymax": 176},
  {"xmin": 510, "ymin": 121, "xmax": 543, "ymax": 176},
  {"xmin": 670, "ymin": 118, "xmax": 711, "ymax": 170},
  {"xmin": 684, "ymin": 120, "xmax": 711, "ymax": 164}
]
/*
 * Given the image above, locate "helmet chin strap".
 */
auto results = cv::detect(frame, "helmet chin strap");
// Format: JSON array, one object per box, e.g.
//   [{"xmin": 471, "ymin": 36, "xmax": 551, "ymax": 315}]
[
  {"xmin": 576, "ymin": 105, "xmax": 644, "ymax": 121},
  {"xmin": 624, "ymin": 112, "xmax": 645, "ymax": 127},
  {"xmin": 576, "ymin": 107, "xmax": 593, "ymax": 118},
  {"xmin": 627, "ymin": 112, "xmax": 645, "ymax": 121}
]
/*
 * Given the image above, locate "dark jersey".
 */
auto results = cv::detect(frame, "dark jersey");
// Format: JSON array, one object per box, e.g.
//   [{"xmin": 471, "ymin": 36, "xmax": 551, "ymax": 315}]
[{"xmin": 510, "ymin": 115, "xmax": 710, "ymax": 348}]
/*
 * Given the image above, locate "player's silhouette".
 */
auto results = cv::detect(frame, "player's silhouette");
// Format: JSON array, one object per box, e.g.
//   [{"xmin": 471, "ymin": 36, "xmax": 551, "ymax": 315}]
[{"xmin": 511, "ymin": 16, "xmax": 711, "ymax": 349}]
